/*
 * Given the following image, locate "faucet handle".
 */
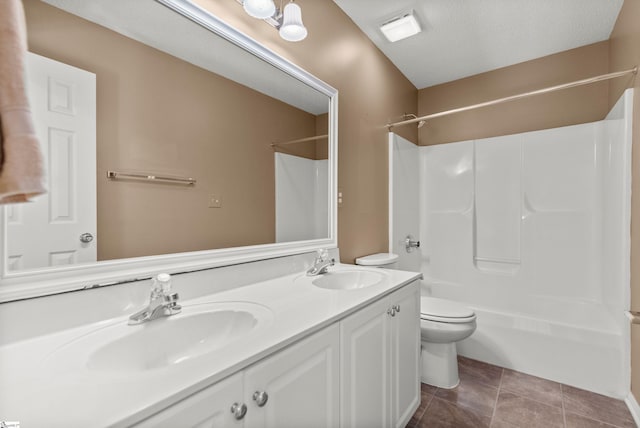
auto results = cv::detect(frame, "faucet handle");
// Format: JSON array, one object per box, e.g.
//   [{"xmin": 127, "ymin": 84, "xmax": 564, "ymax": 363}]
[
  {"xmin": 316, "ymin": 249, "xmax": 329, "ymax": 261},
  {"xmin": 151, "ymin": 273, "xmax": 172, "ymax": 295}
]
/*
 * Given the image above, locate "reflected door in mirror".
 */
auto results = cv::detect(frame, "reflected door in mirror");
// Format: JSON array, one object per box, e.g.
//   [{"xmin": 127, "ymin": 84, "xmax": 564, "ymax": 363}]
[{"xmin": 6, "ymin": 53, "xmax": 97, "ymax": 271}]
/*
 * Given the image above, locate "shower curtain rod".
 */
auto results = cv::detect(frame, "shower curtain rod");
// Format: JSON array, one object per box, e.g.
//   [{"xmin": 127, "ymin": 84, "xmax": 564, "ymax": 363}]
[
  {"xmin": 271, "ymin": 134, "xmax": 328, "ymax": 147},
  {"xmin": 387, "ymin": 66, "xmax": 638, "ymax": 130}
]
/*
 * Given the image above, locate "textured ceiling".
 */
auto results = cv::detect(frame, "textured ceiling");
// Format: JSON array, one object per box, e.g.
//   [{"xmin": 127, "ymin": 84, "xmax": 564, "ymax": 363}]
[{"xmin": 333, "ymin": 0, "xmax": 624, "ymax": 89}]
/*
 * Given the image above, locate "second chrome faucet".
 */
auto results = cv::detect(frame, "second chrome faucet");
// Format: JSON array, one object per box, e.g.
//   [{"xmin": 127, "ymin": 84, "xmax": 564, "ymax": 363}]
[
  {"xmin": 306, "ymin": 249, "xmax": 335, "ymax": 276},
  {"xmin": 128, "ymin": 273, "xmax": 181, "ymax": 325}
]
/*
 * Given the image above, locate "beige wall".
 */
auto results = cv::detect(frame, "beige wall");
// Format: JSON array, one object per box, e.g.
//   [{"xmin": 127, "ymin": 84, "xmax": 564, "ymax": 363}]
[
  {"xmin": 609, "ymin": 0, "xmax": 640, "ymax": 404},
  {"xmin": 417, "ymin": 41, "xmax": 610, "ymax": 145},
  {"xmin": 24, "ymin": 0, "xmax": 319, "ymax": 260},
  {"xmin": 191, "ymin": 0, "xmax": 418, "ymax": 263}
]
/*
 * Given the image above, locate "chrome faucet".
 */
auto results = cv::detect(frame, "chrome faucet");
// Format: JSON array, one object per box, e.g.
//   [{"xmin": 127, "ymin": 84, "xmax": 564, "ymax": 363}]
[
  {"xmin": 306, "ymin": 249, "xmax": 335, "ymax": 276},
  {"xmin": 128, "ymin": 273, "xmax": 181, "ymax": 325}
]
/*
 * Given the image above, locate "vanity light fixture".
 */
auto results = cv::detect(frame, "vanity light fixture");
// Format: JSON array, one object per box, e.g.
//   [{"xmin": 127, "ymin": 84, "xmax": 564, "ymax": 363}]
[
  {"xmin": 279, "ymin": 1, "xmax": 307, "ymax": 42},
  {"xmin": 239, "ymin": 0, "xmax": 308, "ymax": 42},
  {"xmin": 380, "ymin": 11, "xmax": 421, "ymax": 43},
  {"xmin": 243, "ymin": 0, "xmax": 276, "ymax": 19}
]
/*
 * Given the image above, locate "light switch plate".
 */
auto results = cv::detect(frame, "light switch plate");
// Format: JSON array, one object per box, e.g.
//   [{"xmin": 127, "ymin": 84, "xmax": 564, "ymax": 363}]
[{"xmin": 208, "ymin": 194, "xmax": 222, "ymax": 208}]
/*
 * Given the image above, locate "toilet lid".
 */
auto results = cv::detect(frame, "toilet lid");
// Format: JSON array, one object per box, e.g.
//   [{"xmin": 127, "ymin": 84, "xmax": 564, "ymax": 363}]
[
  {"xmin": 355, "ymin": 253, "xmax": 399, "ymax": 266},
  {"xmin": 420, "ymin": 297, "xmax": 475, "ymax": 322}
]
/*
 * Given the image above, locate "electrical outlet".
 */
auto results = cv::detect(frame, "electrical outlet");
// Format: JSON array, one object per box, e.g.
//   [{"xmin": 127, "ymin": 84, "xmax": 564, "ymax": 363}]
[
  {"xmin": 338, "ymin": 188, "xmax": 343, "ymax": 207},
  {"xmin": 208, "ymin": 194, "xmax": 222, "ymax": 208}
]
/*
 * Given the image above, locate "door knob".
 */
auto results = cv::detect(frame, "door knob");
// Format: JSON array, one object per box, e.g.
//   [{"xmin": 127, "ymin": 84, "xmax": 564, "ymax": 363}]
[{"xmin": 80, "ymin": 233, "xmax": 94, "ymax": 243}]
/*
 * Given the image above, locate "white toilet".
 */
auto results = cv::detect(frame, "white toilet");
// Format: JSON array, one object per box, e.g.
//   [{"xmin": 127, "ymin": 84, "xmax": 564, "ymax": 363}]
[
  {"xmin": 355, "ymin": 253, "xmax": 477, "ymax": 389},
  {"xmin": 419, "ymin": 296, "xmax": 476, "ymax": 388}
]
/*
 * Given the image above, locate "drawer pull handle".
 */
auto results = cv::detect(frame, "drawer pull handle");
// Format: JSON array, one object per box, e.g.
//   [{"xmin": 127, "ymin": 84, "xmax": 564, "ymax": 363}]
[
  {"xmin": 387, "ymin": 308, "xmax": 396, "ymax": 317},
  {"xmin": 393, "ymin": 304, "xmax": 401, "ymax": 313}
]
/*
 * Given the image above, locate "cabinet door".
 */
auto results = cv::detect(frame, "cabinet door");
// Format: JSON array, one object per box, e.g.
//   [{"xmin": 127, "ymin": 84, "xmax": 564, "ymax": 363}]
[
  {"xmin": 243, "ymin": 324, "xmax": 340, "ymax": 428},
  {"xmin": 390, "ymin": 282, "xmax": 421, "ymax": 428},
  {"xmin": 135, "ymin": 372, "xmax": 244, "ymax": 428},
  {"xmin": 340, "ymin": 297, "xmax": 393, "ymax": 428}
]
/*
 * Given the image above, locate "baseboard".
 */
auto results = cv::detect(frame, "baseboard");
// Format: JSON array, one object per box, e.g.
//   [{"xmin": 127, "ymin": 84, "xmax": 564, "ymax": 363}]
[{"xmin": 626, "ymin": 392, "xmax": 640, "ymax": 427}]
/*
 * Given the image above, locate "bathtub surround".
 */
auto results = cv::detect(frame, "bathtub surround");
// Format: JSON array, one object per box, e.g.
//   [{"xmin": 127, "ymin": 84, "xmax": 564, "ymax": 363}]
[
  {"xmin": 275, "ymin": 153, "xmax": 328, "ymax": 242},
  {"xmin": 388, "ymin": 88, "xmax": 632, "ymax": 399},
  {"xmin": 608, "ymin": 0, "xmax": 640, "ymax": 410},
  {"xmin": 414, "ymin": 89, "xmax": 631, "ymax": 398},
  {"xmin": 0, "ymin": 0, "xmax": 46, "ymax": 203}
]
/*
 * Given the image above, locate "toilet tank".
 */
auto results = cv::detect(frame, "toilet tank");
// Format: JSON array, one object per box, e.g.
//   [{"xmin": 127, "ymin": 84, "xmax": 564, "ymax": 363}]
[{"xmin": 355, "ymin": 253, "xmax": 399, "ymax": 269}]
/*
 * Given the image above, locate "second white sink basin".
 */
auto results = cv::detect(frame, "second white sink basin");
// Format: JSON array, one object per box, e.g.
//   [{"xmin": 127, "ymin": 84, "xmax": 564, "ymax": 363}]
[
  {"xmin": 312, "ymin": 270, "xmax": 385, "ymax": 290},
  {"xmin": 44, "ymin": 301, "xmax": 273, "ymax": 374}
]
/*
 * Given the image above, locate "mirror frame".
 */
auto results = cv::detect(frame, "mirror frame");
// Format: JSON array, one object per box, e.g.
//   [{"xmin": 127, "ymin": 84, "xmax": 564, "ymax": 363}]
[{"xmin": 0, "ymin": 0, "xmax": 338, "ymax": 302}]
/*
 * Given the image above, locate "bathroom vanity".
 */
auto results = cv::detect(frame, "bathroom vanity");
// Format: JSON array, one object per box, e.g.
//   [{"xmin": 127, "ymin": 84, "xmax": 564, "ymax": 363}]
[{"xmin": 0, "ymin": 262, "xmax": 421, "ymax": 427}]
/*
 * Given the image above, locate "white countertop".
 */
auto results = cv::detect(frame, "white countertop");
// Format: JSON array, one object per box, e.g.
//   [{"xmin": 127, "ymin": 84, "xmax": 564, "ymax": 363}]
[{"xmin": 0, "ymin": 264, "xmax": 421, "ymax": 427}]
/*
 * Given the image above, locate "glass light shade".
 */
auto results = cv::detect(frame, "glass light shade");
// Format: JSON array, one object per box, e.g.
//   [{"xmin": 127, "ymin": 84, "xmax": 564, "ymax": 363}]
[
  {"xmin": 243, "ymin": 0, "xmax": 276, "ymax": 19},
  {"xmin": 279, "ymin": 2, "xmax": 308, "ymax": 42}
]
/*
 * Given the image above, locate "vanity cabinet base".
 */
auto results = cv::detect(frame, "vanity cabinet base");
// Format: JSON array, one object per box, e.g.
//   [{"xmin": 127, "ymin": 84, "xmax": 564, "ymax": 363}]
[{"xmin": 134, "ymin": 281, "xmax": 419, "ymax": 428}]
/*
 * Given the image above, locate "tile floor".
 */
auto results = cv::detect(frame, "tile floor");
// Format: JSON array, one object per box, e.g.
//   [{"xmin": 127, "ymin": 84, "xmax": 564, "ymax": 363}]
[{"xmin": 408, "ymin": 356, "xmax": 637, "ymax": 428}]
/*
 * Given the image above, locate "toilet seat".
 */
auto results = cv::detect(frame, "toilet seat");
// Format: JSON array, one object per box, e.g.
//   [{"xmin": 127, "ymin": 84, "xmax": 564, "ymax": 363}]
[{"xmin": 420, "ymin": 296, "xmax": 476, "ymax": 324}]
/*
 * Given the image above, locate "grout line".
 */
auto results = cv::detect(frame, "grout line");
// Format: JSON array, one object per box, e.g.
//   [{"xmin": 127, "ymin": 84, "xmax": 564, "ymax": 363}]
[
  {"xmin": 563, "ymin": 409, "xmax": 631, "ymax": 428},
  {"xmin": 498, "ymin": 385, "xmax": 565, "ymax": 411},
  {"xmin": 415, "ymin": 388, "xmax": 437, "ymax": 426},
  {"xmin": 561, "ymin": 384, "xmax": 567, "ymax": 428},
  {"xmin": 489, "ymin": 368, "xmax": 504, "ymax": 427},
  {"xmin": 466, "ymin": 360, "xmax": 632, "ymax": 428},
  {"xmin": 560, "ymin": 385, "xmax": 632, "ymax": 428}
]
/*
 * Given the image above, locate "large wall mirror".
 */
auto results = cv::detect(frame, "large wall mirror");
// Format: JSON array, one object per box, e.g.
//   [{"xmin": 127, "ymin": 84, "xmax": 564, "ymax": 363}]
[{"xmin": 0, "ymin": 0, "xmax": 337, "ymax": 301}]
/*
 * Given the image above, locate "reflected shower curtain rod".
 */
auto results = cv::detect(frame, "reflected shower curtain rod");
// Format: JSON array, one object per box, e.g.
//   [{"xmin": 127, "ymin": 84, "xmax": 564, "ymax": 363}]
[
  {"xmin": 271, "ymin": 134, "xmax": 328, "ymax": 147},
  {"xmin": 387, "ymin": 66, "xmax": 638, "ymax": 130}
]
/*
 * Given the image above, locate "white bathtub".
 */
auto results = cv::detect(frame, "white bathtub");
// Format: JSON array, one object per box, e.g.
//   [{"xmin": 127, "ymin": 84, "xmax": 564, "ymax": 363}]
[{"xmin": 425, "ymin": 279, "xmax": 628, "ymax": 398}]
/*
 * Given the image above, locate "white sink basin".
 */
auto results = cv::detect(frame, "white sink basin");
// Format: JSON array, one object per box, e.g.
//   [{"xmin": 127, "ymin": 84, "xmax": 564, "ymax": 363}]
[
  {"xmin": 44, "ymin": 301, "xmax": 273, "ymax": 373},
  {"xmin": 312, "ymin": 270, "xmax": 385, "ymax": 290}
]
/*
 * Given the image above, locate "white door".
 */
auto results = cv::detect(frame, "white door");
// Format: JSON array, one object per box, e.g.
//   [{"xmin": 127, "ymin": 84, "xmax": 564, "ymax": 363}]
[
  {"xmin": 244, "ymin": 325, "xmax": 340, "ymax": 428},
  {"xmin": 135, "ymin": 372, "xmax": 245, "ymax": 428},
  {"xmin": 389, "ymin": 133, "xmax": 421, "ymax": 272},
  {"xmin": 390, "ymin": 282, "xmax": 421, "ymax": 428},
  {"xmin": 6, "ymin": 52, "xmax": 96, "ymax": 271},
  {"xmin": 340, "ymin": 297, "xmax": 392, "ymax": 428}
]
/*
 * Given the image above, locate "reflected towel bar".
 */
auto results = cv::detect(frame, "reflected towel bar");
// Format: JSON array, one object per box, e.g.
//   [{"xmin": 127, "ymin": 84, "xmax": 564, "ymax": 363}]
[
  {"xmin": 627, "ymin": 311, "xmax": 640, "ymax": 325},
  {"xmin": 271, "ymin": 134, "xmax": 328, "ymax": 147},
  {"xmin": 387, "ymin": 66, "xmax": 638, "ymax": 130},
  {"xmin": 107, "ymin": 171, "xmax": 196, "ymax": 185}
]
